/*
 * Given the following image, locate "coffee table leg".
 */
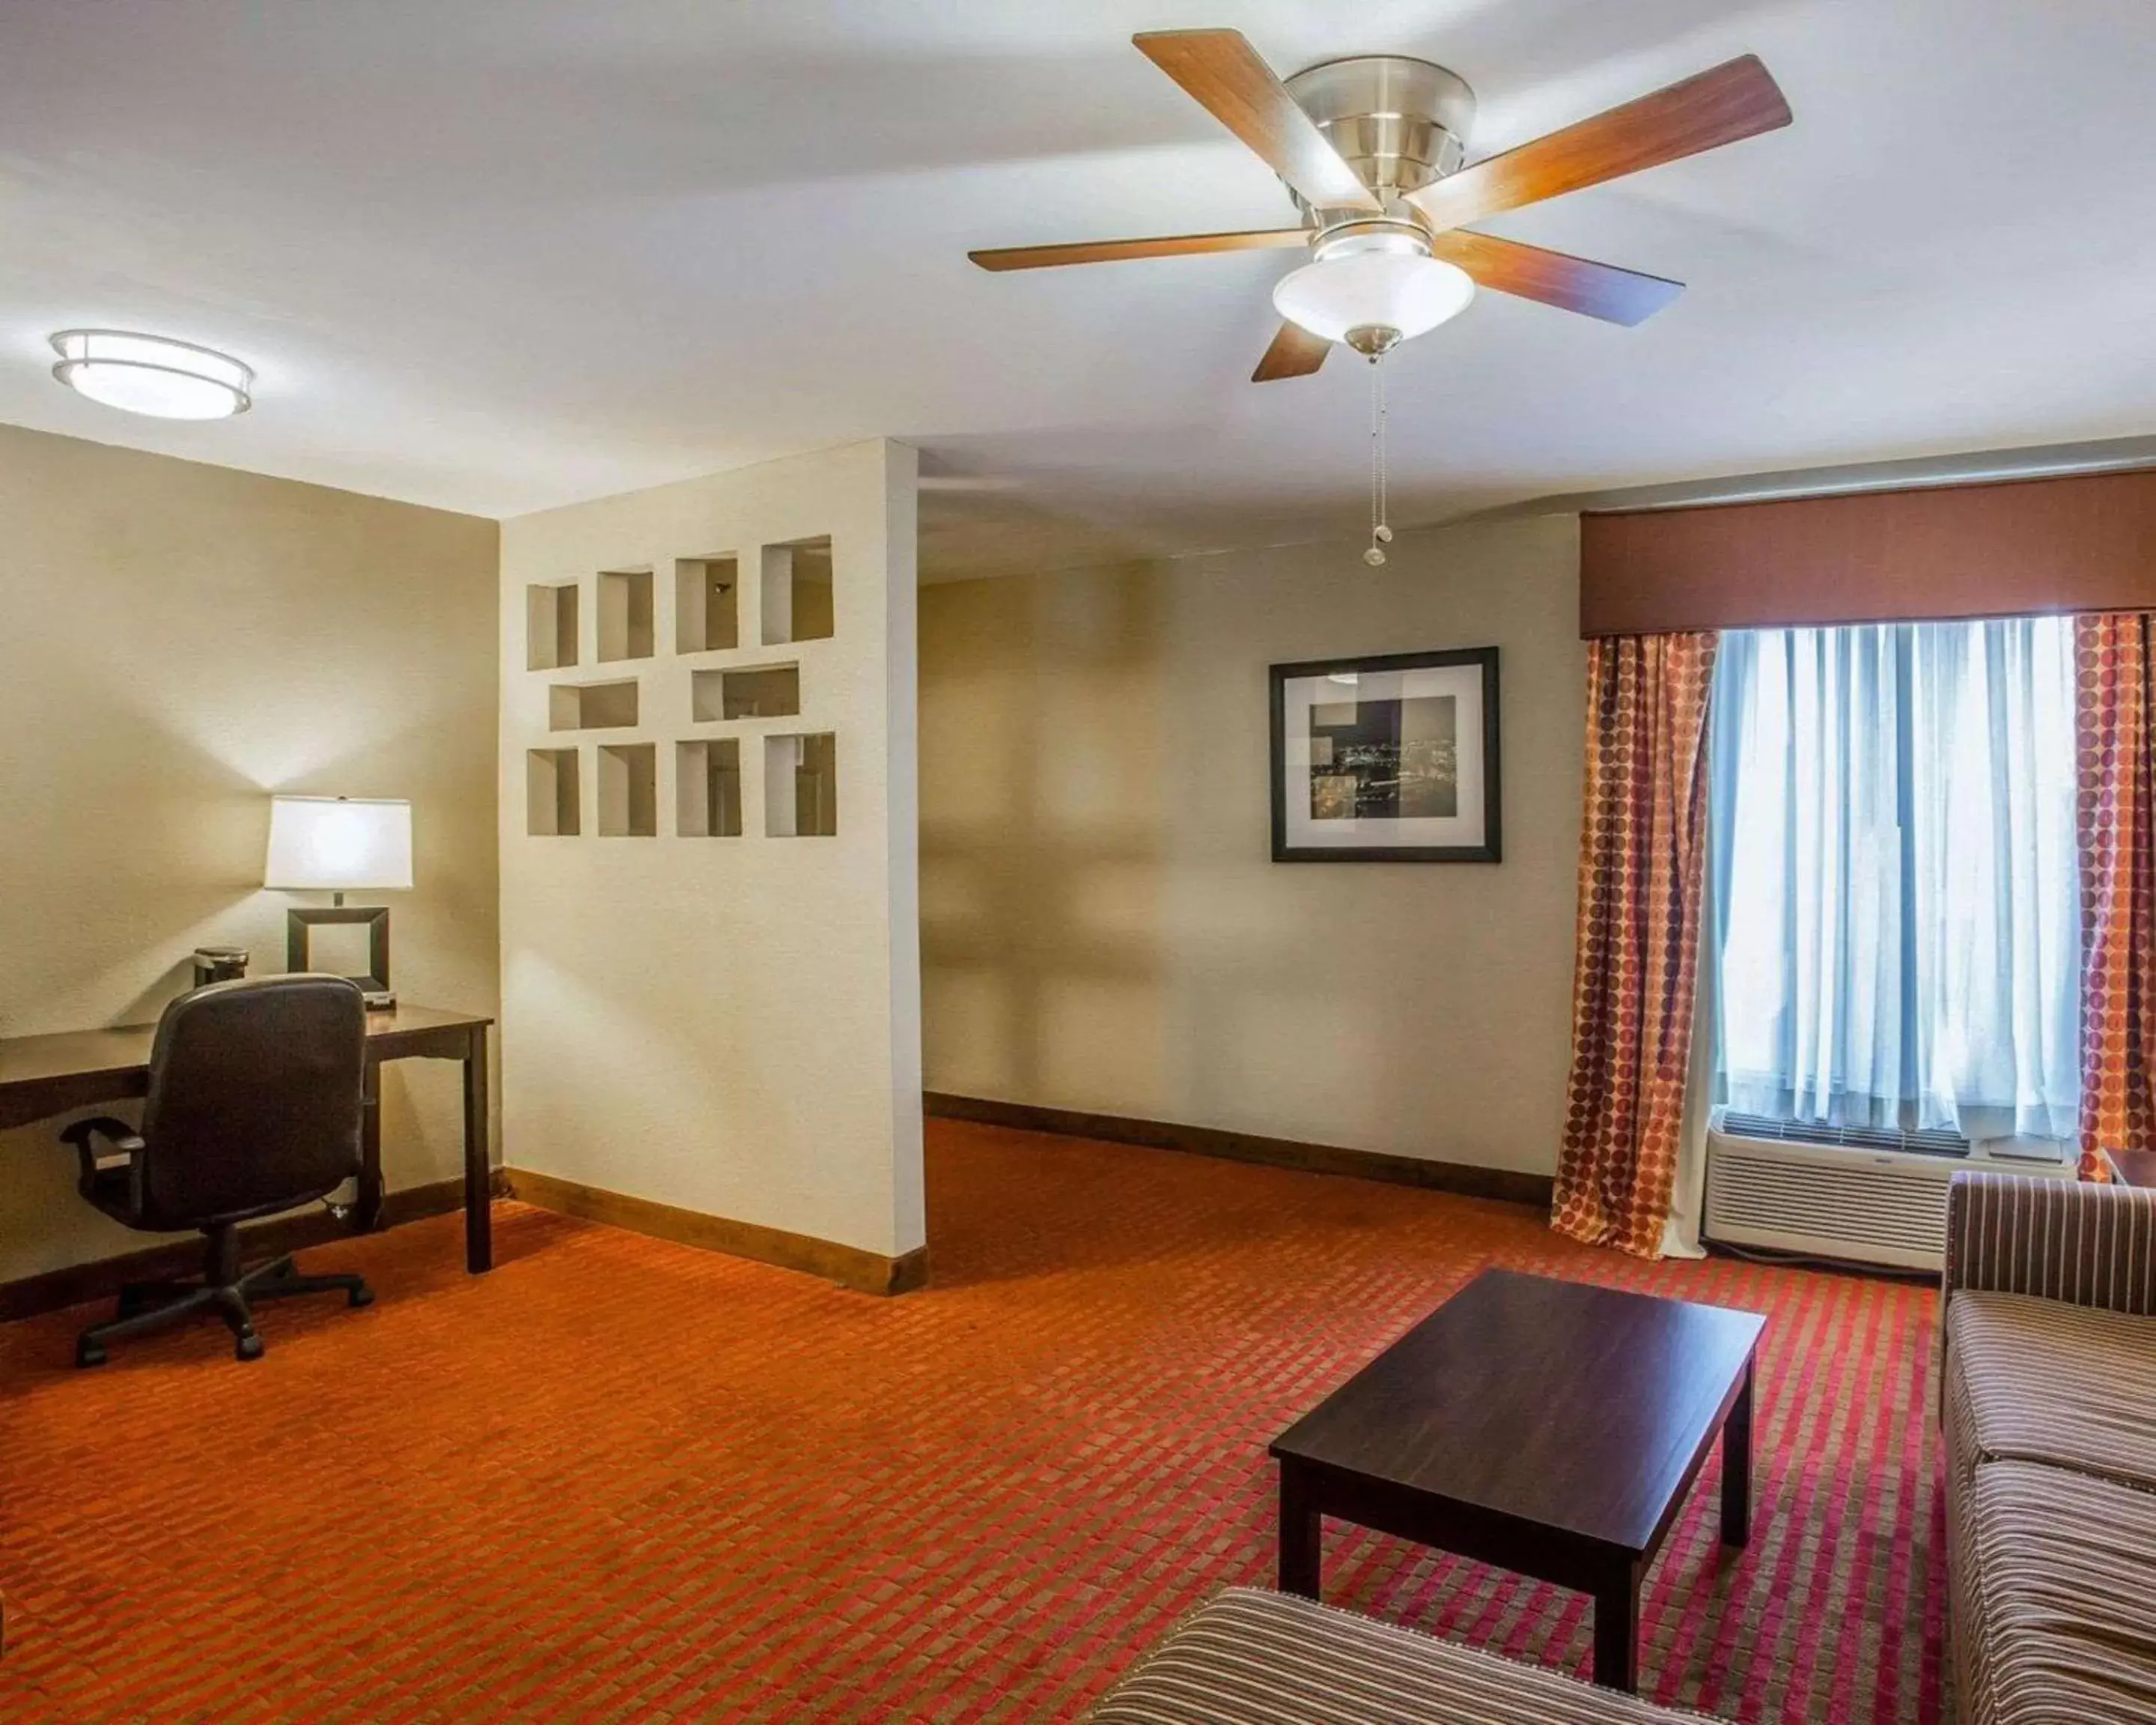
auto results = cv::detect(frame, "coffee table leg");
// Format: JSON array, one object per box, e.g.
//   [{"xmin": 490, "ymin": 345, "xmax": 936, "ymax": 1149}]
[
  {"xmin": 1723, "ymin": 1358, "xmax": 1754, "ymax": 1548},
  {"xmin": 1593, "ymin": 1563, "xmax": 1639, "ymax": 1693},
  {"xmin": 1277, "ymin": 1464, "xmax": 1321, "ymax": 1599}
]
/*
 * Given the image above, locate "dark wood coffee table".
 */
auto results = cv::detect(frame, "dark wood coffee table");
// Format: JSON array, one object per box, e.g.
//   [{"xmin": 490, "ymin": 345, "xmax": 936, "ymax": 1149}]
[{"xmin": 1269, "ymin": 1268, "xmax": 1765, "ymax": 1693}]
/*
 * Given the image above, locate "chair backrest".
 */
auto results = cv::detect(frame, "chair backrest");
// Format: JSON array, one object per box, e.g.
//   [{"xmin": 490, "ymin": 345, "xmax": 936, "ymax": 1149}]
[{"xmin": 135, "ymin": 974, "xmax": 368, "ymax": 1228}]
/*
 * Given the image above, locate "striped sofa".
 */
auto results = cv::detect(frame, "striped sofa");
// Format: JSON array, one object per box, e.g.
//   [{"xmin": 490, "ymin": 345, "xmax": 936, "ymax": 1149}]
[{"xmin": 1942, "ymin": 1169, "xmax": 2156, "ymax": 1725}]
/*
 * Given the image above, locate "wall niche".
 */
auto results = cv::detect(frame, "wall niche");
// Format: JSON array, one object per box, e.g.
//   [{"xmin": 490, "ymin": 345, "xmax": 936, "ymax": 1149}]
[
  {"xmin": 677, "ymin": 739, "xmax": 743, "ymax": 838},
  {"xmin": 549, "ymin": 678, "xmax": 639, "ymax": 731},
  {"xmin": 766, "ymin": 732, "xmax": 836, "ymax": 837},
  {"xmin": 691, "ymin": 664, "xmax": 799, "ymax": 721},
  {"xmin": 597, "ymin": 568, "xmax": 655, "ymax": 662},
  {"xmin": 761, "ymin": 537, "xmax": 834, "ymax": 645},
  {"xmin": 597, "ymin": 743, "xmax": 657, "ymax": 836},
  {"xmin": 526, "ymin": 582, "xmax": 579, "ymax": 671},
  {"xmin": 675, "ymin": 555, "xmax": 739, "ymax": 654},
  {"xmin": 526, "ymin": 748, "xmax": 580, "ymax": 836}
]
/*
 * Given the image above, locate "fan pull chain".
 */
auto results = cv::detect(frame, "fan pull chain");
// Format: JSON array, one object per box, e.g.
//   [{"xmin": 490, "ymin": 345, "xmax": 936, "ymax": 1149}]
[{"xmin": 1365, "ymin": 352, "xmax": 1393, "ymax": 567}]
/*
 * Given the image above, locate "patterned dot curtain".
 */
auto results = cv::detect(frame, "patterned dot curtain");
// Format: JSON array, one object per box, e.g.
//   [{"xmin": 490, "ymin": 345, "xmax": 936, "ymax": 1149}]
[
  {"xmin": 2076, "ymin": 612, "xmax": 2156, "ymax": 1181},
  {"xmin": 1552, "ymin": 632, "xmax": 1720, "ymax": 1257}
]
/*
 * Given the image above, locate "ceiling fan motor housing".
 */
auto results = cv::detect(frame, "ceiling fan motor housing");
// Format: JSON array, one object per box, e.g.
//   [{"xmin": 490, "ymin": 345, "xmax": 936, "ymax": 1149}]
[{"xmin": 1282, "ymin": 55, "xmax": 1477, "ymax": 241}]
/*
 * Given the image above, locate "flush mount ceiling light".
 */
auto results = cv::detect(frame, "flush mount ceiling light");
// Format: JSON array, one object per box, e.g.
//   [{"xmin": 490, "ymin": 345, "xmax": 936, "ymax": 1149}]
[{"xmin": 49, "ymin": 329, "xmax": 253, "ymax": 419}]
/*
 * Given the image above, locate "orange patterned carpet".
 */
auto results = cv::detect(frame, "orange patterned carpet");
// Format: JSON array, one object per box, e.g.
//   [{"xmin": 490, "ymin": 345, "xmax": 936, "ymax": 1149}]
[{"xmin": 0, "ymin": 1120, "xmax": 1940, "ymax": 1723}]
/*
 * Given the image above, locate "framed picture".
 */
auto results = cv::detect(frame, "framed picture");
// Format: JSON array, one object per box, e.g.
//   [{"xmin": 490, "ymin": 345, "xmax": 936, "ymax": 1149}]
[{"xmin": 1270, "ymin": 646, "xmax": 1501, "ymax": 863}]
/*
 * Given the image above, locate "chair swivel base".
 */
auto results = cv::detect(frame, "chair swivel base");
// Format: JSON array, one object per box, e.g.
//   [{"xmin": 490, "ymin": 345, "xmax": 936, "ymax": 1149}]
[{"xmin": 77, "ymin": 1248, "xmax": 373, "ymax": 1368}]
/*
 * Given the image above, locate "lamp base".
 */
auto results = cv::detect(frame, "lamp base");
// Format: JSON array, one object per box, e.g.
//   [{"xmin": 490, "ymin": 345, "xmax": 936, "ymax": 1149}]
[{"xmin": 287, "ymin": 905, "xmax": 392, "ymax": 1006}]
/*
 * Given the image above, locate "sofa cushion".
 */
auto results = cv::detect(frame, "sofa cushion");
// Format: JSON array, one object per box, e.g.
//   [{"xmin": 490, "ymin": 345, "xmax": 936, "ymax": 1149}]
[
  {"xmin": 1961, "ymin": 1461, "xmax": 2156, "ymax": 1725},
  {"xmin": 1945, "ymin": 1291, "xmax": 2156, "ymax": 1491},
  {"xmin": 1088, "ymin": 1588, "xmax": 1706, "ymax": 1725}
]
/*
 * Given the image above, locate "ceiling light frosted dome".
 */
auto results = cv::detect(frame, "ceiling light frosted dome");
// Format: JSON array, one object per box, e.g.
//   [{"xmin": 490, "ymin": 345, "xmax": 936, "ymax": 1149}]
[
  {"xmin": 49, "ymin": 329, "xmax": 253, "ymax": 420},
  {"xmin": 1271, "ymin": 253, "xmax": 1476, "ymax": 350}
]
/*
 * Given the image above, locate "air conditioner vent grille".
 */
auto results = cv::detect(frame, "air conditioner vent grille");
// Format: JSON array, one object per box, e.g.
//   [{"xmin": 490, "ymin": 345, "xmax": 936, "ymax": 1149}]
[{"xmin": 1720, "ymin": 1112, "xmax": 1970, "ymax": 1157}]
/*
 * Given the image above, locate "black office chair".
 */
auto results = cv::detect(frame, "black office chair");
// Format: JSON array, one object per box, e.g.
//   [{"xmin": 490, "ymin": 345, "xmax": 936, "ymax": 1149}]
[{"xmin": 62, "ymin": 974, "xmax": 375, "ymax": 1367}]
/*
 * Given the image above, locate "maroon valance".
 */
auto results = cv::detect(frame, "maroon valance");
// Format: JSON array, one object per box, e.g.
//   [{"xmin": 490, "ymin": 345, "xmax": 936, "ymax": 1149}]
[{"xmin": 1580, "ymin": 467, "xmax": 2156, "ymax": 639}]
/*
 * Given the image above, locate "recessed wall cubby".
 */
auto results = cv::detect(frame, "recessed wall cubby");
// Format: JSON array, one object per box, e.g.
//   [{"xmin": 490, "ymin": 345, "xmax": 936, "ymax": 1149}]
[
  {"xmin": 676, "ymin": 739, "xmax": 743, "ymax": 837},
  {"xmin": 597, "ymin": 743, "xmax": 658, "ymax": 836},
  {"xmin": 526, "ymin": 582, "xmax": 579, "ymax": 671},
  {"xmin": 526, "ymin": 748, "xmax": 580, "ymax": 836},
  {"xmin": 675, "ymin": 555, "xmax": 739, "ymax": 654},
  {"xmin": 766, "ymin": 732, "xmax": 837, "ymax": 837},
  {"xmin": 692, "ymin": 663, "xmax": 800, "ymax": 722},
  {"xmin": 761, "ymin": 537, "xmax": 834, "ymax": 645},
  {"xmin": 549, "ymin": 678, "xmax": 639, "ymax": 731},
  {"xmin": 597, "ymin": 568, "xmax": 655, "ymax": 662}
]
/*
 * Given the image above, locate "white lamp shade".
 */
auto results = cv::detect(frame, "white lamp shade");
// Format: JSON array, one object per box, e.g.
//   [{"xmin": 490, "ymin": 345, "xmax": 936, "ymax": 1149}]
[
  {"xmin": 264, "ymin": 797, "xmax": 413, "ymax": 891},
  {"xmin": 50, "ymin": 329, "xmax": 254, "ymax": 421},
  {"xmin": 1271, "ymin": 253, "xmax": 1476, "ymax": 344}
]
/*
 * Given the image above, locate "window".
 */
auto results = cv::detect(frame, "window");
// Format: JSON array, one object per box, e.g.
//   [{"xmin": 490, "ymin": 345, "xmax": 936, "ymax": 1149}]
[{"xmin": 1709, "ymin": 617, "xmax": 2080, "ymax": 1152}]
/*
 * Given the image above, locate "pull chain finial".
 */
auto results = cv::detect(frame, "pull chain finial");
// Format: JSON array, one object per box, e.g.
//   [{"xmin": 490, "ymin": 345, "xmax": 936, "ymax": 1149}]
[{"xmin": 1364, "ymin": 349, "xmax": 1393, "ymax": 567}]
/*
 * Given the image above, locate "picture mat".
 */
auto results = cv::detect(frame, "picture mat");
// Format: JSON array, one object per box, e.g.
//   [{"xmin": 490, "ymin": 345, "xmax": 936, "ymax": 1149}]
[{"xmin": 1280, "ymin": 663, "xmax": 1487, "ymax": 851}]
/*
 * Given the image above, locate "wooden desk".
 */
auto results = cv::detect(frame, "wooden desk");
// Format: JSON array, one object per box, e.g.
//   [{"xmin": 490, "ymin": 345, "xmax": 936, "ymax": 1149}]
[{"xmin": 0, "ymin": 1003, "xmax": 496, "ymax": 1274}]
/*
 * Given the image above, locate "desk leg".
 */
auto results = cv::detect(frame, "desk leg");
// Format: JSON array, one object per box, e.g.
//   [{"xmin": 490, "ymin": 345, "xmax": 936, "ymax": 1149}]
[
  {"xmin": 1723, "ymin": 1357, "xmax": 1754, "ymax": 1548},
  {"xmin": 463, "ymin": 1026, "xmax": 492, "ymax": 1274},
  {"xmin": 357, "ymin": 1068, "xmax": 386, "ymax": 1233},
  {"xmin": 1277, "ymin": 1464, "xmax": 1321, "ymax": 1599}
]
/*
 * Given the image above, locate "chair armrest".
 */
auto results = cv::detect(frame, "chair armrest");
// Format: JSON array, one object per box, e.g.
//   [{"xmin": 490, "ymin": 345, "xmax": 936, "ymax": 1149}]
[
  {"xmin": 1945, "ymin": 1169, "xmax": 2156, "ymax": 1317},
  {"xmin": 58, "ymin": 1116, "xmax": 144, "ymax": 1184}
]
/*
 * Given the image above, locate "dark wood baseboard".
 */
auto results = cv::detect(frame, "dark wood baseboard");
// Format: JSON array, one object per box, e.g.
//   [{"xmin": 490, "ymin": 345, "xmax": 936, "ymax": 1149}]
[
  {"xmin": 0, "ymin": 1172, "xmax": 494, "ymax": 1323},
  {"xmin": 925, "ymin": 1092, "xmax": 1556, "ymax": 1211},
  {"xmin": 502, "ymin": 1167, "xmax": 928, "ymax": 1296}
]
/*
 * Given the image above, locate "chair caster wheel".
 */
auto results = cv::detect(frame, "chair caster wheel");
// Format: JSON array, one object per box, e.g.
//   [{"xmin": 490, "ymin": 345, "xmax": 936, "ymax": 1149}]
[
  {"xmin": 348, "ymin": 1286, "xmax": 375, "ymax": 1309},
  {"xmin": 76, "ymin": 1342, "xmax": 107, "ymax": 1369},
  {"xmin": 234, "ymin": 1333, "xmax": 265, "ymax": 1362}
]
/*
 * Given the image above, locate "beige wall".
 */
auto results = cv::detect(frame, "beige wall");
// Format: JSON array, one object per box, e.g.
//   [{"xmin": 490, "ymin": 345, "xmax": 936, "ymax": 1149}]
[
  {"xmin": 0, "ymin": 425, "xmax": 501, "ymax": 1284},
  {"xmin": 919, "ymin": 514, "xmax": 1583, "ymax": 1176},
  {"xmin": 498, "ymin": 439, "xmax": 924, "ymax": 1259}
]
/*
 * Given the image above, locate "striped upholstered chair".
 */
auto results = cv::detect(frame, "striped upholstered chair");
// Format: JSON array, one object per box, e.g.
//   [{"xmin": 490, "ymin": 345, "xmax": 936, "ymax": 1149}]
[
  {"xmin": 1089, "ymin": 1589, "xmax": 1696, "ymax": 1724},
  {"xmin": 1941, "ymin": 1169, "xmax": 2156, "ymax": 1724}
]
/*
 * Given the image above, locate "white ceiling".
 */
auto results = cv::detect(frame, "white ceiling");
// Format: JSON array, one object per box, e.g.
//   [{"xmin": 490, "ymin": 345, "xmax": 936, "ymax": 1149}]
[{"xmin": 3, "ymin": 0, "xmax": 2154, "ymax": 579}]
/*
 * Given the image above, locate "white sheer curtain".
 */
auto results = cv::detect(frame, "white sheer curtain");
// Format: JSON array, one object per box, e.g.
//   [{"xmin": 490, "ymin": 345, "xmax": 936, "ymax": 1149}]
[{"xmin": 1708, "ymin": 617, "xmax": 2080, "ymax": 1148}]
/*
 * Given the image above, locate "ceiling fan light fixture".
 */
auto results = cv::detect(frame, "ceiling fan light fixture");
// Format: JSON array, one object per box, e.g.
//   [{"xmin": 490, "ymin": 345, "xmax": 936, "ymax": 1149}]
[
  {"xmin": 49, "ymin": 329, "xmax": 253, "ymax": 420},
  {"xmin": 1270, "ymin": 252, "xmax": 1475, "ymax": 348},
  {"xmin": 1309, "ymin": 221, "xmax": 1428, "ymax": 264}
]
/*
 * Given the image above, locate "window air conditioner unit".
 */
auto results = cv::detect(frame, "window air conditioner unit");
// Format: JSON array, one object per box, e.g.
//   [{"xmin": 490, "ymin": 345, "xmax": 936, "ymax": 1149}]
[{"xmin": 1703, "ymin": 1116, "xmax": 2074, "ymax": 1272}]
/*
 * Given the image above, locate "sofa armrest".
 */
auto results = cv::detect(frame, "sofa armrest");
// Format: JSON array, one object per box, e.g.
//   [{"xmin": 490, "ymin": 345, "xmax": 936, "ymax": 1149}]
[{"xmin": 1945, "ymin": 1169, "xmax": 2156, "ymax": 1316}]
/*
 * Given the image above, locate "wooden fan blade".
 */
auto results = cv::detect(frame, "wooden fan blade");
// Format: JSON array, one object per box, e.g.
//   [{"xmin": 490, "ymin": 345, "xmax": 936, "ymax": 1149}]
[
  {"xmin": 1133, "ymin": 29, "xmax": 1381, "ymax": 213},
  {"xmin": 1406, "ymin": 55, "xmax": 1791, "ymax": 233},
  {"xmin": 1252, "ymin": 321, "xmax": 1330, "ymax": 382},
  {"xmin": 969, "ymin": 228, "xmax": 1307, "ymax": 272},
  {"xmin": 1428, "ymin": 231, "xmax": 1684, "ymax": 326}
]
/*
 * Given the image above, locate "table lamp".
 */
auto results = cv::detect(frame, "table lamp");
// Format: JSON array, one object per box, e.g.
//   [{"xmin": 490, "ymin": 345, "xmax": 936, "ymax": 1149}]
[{"xmin": 264, "ymin": 795, "xmax": 412, "ymax": 1009}]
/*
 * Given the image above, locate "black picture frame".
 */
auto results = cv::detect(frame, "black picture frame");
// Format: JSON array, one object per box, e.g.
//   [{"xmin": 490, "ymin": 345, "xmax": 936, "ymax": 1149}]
[{"xmin": 1270, "ymin": 646, "xmax": 1502, "ymax": 863}]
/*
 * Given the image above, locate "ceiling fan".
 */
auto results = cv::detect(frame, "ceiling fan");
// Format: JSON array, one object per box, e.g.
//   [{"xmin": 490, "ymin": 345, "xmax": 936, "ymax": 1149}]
[{"xmin": 970, "ymin": 30, "xmax": 1792, "ymax": 382}]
